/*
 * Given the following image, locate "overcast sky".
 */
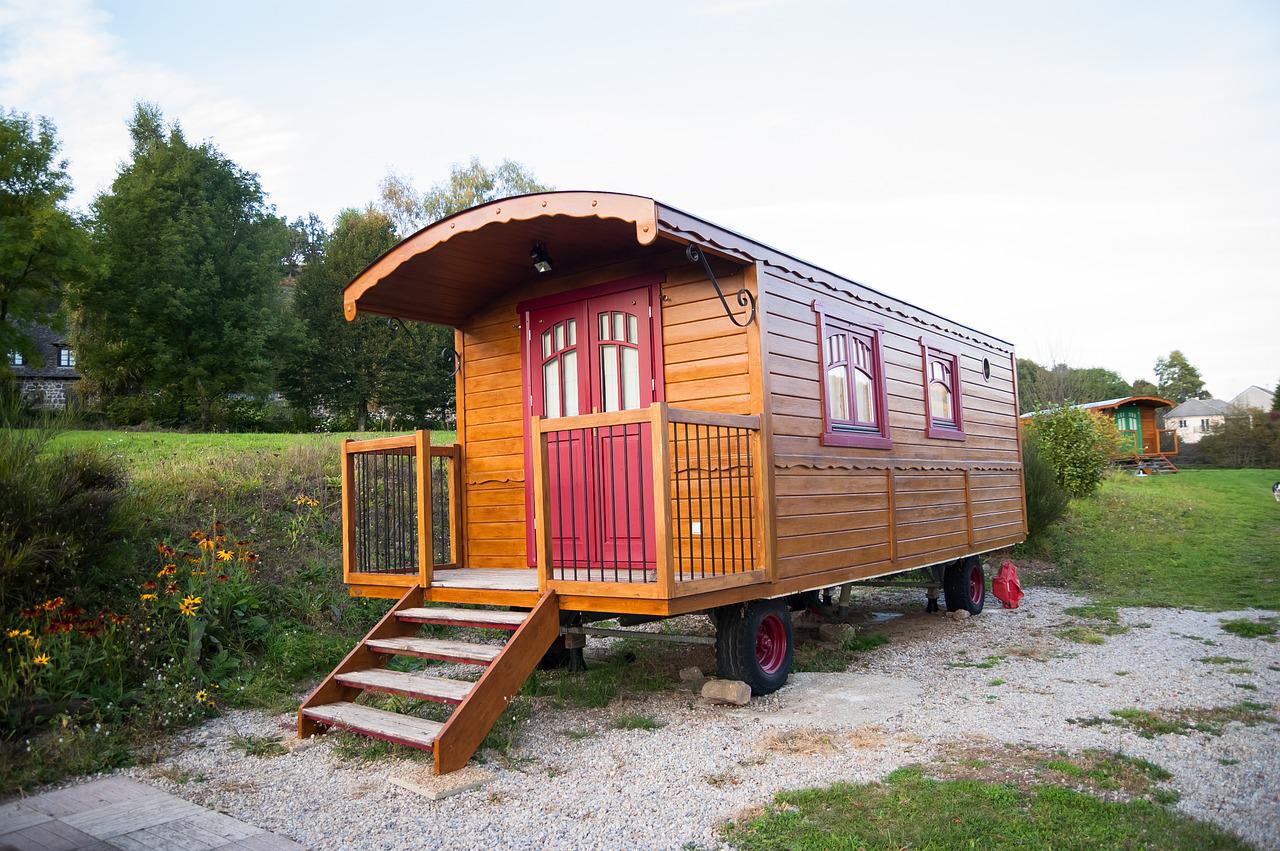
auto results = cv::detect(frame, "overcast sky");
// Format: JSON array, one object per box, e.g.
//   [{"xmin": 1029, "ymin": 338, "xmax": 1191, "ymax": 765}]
[{"xmin": 1, "ymin": 0, "xmax": 1276, "ymax": 398}]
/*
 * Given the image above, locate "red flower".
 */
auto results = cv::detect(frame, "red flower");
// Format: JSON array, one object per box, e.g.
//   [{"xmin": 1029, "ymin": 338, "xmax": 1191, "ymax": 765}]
[
  {"xmin": 20, "ymin": 607, "xmax": 41, "ymax": 619},
  {"xmin": 63, "ymin": 606, "xmax": 85, "ymax": 619},
  {"xmin": 142, "ymin": 580, "xmax": 157, "ymax": 590},
  {"xmin": 215, "ymin": 574, "xmax": 229, "ymax": 583},
  {"xmin": 164, "ymin": 582, "xmax": 180, "ymax": 595},
  {"xmin": 213, "ymin": 521, "xmax": 225, "ymax": 532},
  {"xmin": 157, "ymin": 543, "xmax": 175, "ymax": 556}
]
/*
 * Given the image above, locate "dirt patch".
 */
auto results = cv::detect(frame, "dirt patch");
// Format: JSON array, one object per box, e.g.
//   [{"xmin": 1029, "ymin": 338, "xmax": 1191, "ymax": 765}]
[
  {"xmin": 847, "ymin": 725, "xmax": 888, "ymax": 749},
  {"xmin": 758, "ymin": 726, "xmax": 838, "ymax": 757},
  {"xmin": 927, "ymin": 743, "xmax": 1176, "ymax": 803}
]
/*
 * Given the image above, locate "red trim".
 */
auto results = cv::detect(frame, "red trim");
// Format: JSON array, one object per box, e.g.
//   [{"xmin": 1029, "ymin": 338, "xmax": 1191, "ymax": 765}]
[
  {"xmin": 920, "ymin": 337, "xmax": 966, "ymax": 441},
  {"xmin": 812, "ymin": 300, "xmax": 892, "ymax": 450},
  {"xmin": 519, "ymin": 274, "xmax": 667, "ymax": 566}
]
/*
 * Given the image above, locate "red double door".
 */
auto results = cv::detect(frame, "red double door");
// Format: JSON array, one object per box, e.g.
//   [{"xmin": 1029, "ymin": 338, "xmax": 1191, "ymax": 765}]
[{"xmin": 522, "ymin": 283, "xmax": 659, "ymax": 572}]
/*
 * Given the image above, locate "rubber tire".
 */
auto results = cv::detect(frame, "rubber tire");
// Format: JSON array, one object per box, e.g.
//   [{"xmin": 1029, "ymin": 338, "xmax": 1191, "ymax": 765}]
[
  {"xmin": 715, "ymin": 599, "xmax": 794, "ymax": 696},
  {"xmin": 944, "ymin": 556, "xmax": 985, "ymax": 615}
]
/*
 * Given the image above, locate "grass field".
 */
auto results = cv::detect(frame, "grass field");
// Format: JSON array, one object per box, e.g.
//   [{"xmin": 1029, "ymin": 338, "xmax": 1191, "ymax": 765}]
[{"xmin": 1037, "ymin": 469, "xmax": 1280, "ymax": 611}]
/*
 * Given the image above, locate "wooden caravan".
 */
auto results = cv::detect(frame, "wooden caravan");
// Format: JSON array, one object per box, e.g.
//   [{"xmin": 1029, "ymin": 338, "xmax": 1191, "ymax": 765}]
[
  {"xmin": 300, "ymin": 191, "xmax": 1028, "ymax": 771},
  {"xmin": 1022, "ymin": 395, "xmax": 1179, "ymax": 473}
]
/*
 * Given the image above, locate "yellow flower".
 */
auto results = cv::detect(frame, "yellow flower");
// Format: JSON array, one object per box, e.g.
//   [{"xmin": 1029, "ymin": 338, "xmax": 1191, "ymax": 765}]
[
  {"xmin": 198, "ymin": 538, "xmax": 216, "ymax": 551},
  {"xmin": 179, "ymin": 595, "xmax": 202, "ymax": 617},
  {"xmin": 32, "ymin": 653, "xmax": 50, "ymax": 666},
  {"xmin": 195, "ymin": 689, "xmax": 212, "ymax": 705},
  {"xmin": 18, "ymin": 629, "xmax": 32, "ymax": 640},
  {"xmin": 157, "ymin": 564, "xmax": 176, "ymax": 577},
  {"xmin": 191, "ymin": 570, "xmax": 207, "ymax": 577},
  {"xmin": 140, "ymin": 593, "xmax": 157, "ymax": 602},
  {"xmin": 5, "ymin": 628, "xmax": 18, "ymax": 639},
  {"xmin": 216, "ymin": 549, "xmax": 234, "ymax": 562}
]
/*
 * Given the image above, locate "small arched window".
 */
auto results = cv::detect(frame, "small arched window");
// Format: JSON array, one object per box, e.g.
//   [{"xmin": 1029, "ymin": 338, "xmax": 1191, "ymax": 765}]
[
  {"xmin": 813, "ymin": 302, "xmax": 891, "ymax": 449},
  {"xmin": 921, "ymin": 340, "xmax": 965, "ymax": 440}
]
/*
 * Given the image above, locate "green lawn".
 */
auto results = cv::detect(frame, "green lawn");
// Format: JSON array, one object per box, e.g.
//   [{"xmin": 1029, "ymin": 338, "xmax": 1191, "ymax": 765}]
[
  {"xmin": 1040, "ymin": 469, "xmax": 1280, "ymax": 611},
  {"xmin": 726, "ymin": 767, "xmax": 1247, "ymax": 850}
]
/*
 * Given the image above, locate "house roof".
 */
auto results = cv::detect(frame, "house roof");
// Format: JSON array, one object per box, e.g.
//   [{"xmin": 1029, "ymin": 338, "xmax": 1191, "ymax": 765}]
[
  {"xmin": 1166, "ymin": 398, "xmax": 1229, "ymax": 418},
  {"xmin": 1020, "ymin": 395, "xmax": 1175, "ymax": 419},
  {"xmin": 1229, "ymin": 385, "xmax": 1273, "ymax": 409},
  {"xmin": 341, "ymin": 191, "xmax": 1014, "ymax": 354}
]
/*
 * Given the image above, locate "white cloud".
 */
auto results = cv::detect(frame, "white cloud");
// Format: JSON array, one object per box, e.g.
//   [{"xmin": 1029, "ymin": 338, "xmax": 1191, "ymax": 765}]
[{"xmin": 0, "ymin": 0, "xmax": 299, "ymax": 209}]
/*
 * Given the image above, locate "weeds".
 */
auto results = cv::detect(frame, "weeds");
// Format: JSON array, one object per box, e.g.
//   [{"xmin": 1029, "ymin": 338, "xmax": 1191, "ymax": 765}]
[
  {"xmin": 228, "ymin": 734, "xmax": 287, "ymax": 758},
  {"xmin": 613, "ymin": 713, "xmax": 663, "ymax": 731},
  {"xmin": 946, "ymin": 655, "xmax": 1005, "ymax": 669},
  {"xmin": 793, "ymin": 630, "xmax": 888, "ymax": 673},
  {"xmin": 1071, "ymin": 703, "xmax": 1276, "ymax": 738},
  {"xmin": 1220, "ymin": 618, "xmax": 1277, "ymax": 639}
]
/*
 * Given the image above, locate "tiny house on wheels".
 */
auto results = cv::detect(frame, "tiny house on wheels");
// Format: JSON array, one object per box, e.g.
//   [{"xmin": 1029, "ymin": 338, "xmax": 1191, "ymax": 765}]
[{"xmin": 299, "ymin": 192, "xmax": 1028, "ymax": 773}]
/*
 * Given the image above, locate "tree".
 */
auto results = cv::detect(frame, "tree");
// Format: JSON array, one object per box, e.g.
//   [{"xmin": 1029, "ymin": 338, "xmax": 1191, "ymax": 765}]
[
  {"xmin": 1271, "ymin": 379, "xmax": 1279, "ymax": 412},
  {"xmin": 1016, "ymin": 358, "xmax": 1134, "ymax": 410},
  {"xmin": 0, "ymin": 110, "xmax": 91, "ymax": 364},
  {"xmin": 376, "ymin": 158, "xmax": 551, "ymax": 236},
  {"xmin": 280, "ymin": 208, "xmax": 453, "ymax": 429},
  {"xmin": 1153, "ymin": 350, "xmax": 1208, "ymax": 403},
  {"xmin": 1131, "ymin": 378, "xmax": 1159, "ymax": 396},
  {"xmin": 70, "ymin": 104, "xmax": 290, "ymax": 426},
  {"xmin": 1023, "ymin": 405, "xmax": 1118, "ymax": 498},
  {"xmin": 1199, "ymin": 410, "xmax": 1280, "ymax": 468},
  {"xmin": 1069, "ymin": 367, "xmax": 1131, "ymax": 403}
]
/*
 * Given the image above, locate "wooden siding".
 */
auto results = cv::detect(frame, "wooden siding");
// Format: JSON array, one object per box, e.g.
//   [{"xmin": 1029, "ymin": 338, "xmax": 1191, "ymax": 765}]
[
  {"xmin": 759, "ymin": 266, "xmax": 1024, "ymax": 586},
  {"xmin": 458, "ymin": 257, "xmax": 755, "ymax": 568}
]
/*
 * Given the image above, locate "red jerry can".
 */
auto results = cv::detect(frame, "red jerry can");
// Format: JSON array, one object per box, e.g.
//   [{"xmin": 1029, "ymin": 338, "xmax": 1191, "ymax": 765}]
[{"xmin": 992, "ymin": 560, "xmax": 1024, "ymax": 609}]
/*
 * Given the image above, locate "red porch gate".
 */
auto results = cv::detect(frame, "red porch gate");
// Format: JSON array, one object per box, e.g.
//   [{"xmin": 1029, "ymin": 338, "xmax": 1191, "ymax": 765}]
[{"xmin": 520, "ymin": 276, "xmax": 664, "ymax": 574}]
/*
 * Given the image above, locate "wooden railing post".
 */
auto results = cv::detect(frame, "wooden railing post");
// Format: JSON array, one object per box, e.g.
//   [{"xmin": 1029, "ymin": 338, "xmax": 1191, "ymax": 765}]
[
  {"xmin": 415, "ymin": 429, "xmax": 434, "ymax": 588},
  {"xmin": 651, "ymin": 403, "xmax": 674, "ymax": 598},
  {"xmin": 530, "ymin": 417, "xmax": 551, "ymax": 594},
  {"xmin": 341, "ymin": 438, "xmax": 355, "ymax": 584}
]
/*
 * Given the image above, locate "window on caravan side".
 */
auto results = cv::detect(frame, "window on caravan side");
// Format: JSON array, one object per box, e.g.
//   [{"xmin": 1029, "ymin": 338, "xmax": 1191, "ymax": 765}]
[
  {"xmin": 921, "ymin": 341, "xmax": 966, "ymax": 441},
  {"xmin": 811, "ymin": 301, "xmax": 892, "ymax": 449}
]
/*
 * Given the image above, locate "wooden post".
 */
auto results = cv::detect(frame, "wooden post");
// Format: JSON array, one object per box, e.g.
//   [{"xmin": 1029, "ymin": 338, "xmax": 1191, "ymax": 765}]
[
  {"xmin": 530, "ymin": 417, "xmax": 551, "ymax": 594},
  {"xmin": 447, "ymin": 444, "xmax": 465, "ymax": 567},
  {"xmin": 651, "ymin": 403, "xmax": 675, "ymax": 599},
  {"xmin": 340, "ymin": 439, "xmax": 356, "ymax": 584},
  {"xmin": 415, "ymin": 429, "xmax": 434, "ymax": 588},
  {"xmin": 749, "ymin": 427, "xmax": 772, "ymax": 580}
]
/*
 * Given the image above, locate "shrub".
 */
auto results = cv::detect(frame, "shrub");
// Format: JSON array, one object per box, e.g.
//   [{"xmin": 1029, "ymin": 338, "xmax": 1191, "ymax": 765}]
[
  {"xmin": 1022, "ymin": 434, "xmax": 1070, "ymax": 539},
  {"xmin": 1024, "ymin": 406, "xmax": 1113, "ymax": 497},
  {"xmin": 0, "ymin": 403, "xmax": 137, "ymax": 615}
]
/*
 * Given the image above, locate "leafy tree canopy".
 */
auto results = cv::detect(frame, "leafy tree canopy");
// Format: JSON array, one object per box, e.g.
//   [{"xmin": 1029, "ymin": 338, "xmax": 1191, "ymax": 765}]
[
  {"xmin": 1016, "ymin": 358, "xmax": 1136, "ymax": 411},
  {"xmin": 0, "ymin": 109, "xmax": 91, "ymax": 364},
  {"xmin": 376, "ymin": 158, "xmax": 550, "ymax": 236},
  {"xmin": 70, "ymin": 103, "xmax": 289, "ymax": 425},
  {"xmin": 1271, "ymin": 379, "xmax": 1279, "ymax": 412},
  {"xmin": 1154, "ymin": 350, "xmax": 1209, "ymax": 403}
]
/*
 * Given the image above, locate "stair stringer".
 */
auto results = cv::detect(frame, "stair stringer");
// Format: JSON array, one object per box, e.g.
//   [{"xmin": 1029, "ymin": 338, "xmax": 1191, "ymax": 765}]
[
  {"xmin": 298, "ymin": 585, "xmax": 423, "ymax": 739},
  {"xmin": 433, "ymin": 592, "xmax": 560, "ymax": 774}
]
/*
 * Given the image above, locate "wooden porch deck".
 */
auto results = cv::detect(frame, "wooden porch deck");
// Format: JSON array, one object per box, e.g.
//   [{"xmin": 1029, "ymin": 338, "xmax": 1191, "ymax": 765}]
[{"xmin": 430, "ymin": 568, "xmax": 539, "ymax": 592}]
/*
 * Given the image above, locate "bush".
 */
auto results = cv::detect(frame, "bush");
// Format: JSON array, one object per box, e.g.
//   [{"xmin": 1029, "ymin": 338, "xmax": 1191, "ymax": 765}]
[
  {"xmin": 0, "ymin": 406, "xmax": 137, "ymax": 615},
  {"xmin": 1022, "ymin": 434, "xmax": 1070, "ymax": 539},
  {"xmin": 1198, "ymin": 411, "xmax": 1280, "ymax": 468},
  {"xmin": 1025, "ymin": 406, "xmax": 1114, "ymax": 497}
]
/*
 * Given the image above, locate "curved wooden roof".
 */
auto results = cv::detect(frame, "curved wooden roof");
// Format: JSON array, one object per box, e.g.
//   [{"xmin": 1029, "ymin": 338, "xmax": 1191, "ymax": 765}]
[{"xmin": 343, "ymin": 192, "xmax": 659, "ymax": 325}]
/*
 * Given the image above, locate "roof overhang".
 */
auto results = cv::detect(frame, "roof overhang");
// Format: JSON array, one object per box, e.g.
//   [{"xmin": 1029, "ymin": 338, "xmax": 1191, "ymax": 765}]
[{"xmin": 343, "ymin": 192, "xmax": 663, "ymax": 326}]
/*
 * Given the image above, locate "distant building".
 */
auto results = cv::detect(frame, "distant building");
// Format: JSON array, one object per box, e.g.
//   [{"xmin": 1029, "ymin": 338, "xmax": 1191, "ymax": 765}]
[
  {"xmin": 6, "ymin": 323, "xmax": 81, "ymax": 409},
  {"xmin": 1164, "ymin": 397, "xmax": 1230, "ymax": 445},
  {"xmin": 1229, "ymin": 385, "xmax": 1272, "ymax": 411}
]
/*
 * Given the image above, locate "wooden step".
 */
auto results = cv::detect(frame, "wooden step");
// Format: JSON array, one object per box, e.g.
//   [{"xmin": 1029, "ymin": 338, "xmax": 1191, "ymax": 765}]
[
  {"xmin": 396, "ymin": 607, "xmax": 528, "ymax": 630},
  {"xmin": 336, "ymin": 668, "xmax": 473, "ymax": 704},
  {"xmin": 301, "ymin": 702, "xmax": 442, "ymax": 750},
  {"xmin": 365, "ymin": 636, "xmax": 503, "ymax": 665}
]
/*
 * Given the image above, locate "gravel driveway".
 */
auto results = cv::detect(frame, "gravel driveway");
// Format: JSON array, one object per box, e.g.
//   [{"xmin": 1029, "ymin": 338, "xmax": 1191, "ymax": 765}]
[{"xmin": 116, "ymin": 588, "xmax": 1279, "ymax": 850}]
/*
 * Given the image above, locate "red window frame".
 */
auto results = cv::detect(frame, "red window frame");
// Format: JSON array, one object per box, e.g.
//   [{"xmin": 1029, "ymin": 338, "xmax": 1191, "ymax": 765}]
[
  {"xmin": 812, "ymin": 301, "xmax": 892, "ymax": 449},
  {"xmin": 920, "ymin": 338, "xmax": 965, "ymax": 441}
]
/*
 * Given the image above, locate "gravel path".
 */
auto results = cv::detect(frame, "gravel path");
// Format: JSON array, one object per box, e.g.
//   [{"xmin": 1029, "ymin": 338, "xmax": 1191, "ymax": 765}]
[{"xmin": 117, "ymin": 588, "xmax": 1278, "ymax": 850}]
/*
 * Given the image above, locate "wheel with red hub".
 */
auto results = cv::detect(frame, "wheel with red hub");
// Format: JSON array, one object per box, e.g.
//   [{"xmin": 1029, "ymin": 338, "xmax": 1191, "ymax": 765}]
[
  {"xmin": 944, "ymin": 555, "xmax": 985, "ymax": 615},
  {"xmin": 715, "ymin": 599, "xmax": 794, "ymax": 696}
]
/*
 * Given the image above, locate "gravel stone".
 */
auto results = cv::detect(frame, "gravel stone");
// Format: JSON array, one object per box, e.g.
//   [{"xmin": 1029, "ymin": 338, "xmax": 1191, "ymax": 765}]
[{"xmin": 101, "ymin": 588, "xmax": 1277, "ymax": 850}]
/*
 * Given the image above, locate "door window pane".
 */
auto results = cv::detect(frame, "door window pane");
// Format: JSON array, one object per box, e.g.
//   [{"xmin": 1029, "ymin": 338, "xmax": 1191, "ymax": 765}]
[
  {"xmin": 826, "ymin": 365, "xmax": 850, "ymax": 421},
  {"xmin": 554, "ymin": 322, "xmax": 564, "ymax": 352},
  {"xmin": 567, "ymin": 319, "xmax": 576, "ymax": 346},
  {"xmin": 543, "ymin": 358, "xmax": 561, "ymax": 418},
  {"xmin": 562, "ymin": 351, "xmax": 579, "ymax": 416},
  {"xmin": 621, "ymin": 347, "xmax": 640, "ymax": 410},
  {"xmin": 541, "ymin": 330, "xmax": 552, "ymax": 359},
  {"xmin": 601, "ymin": 345, "xmax": 619, "ymax": 412},
  {"xmin": 627, "ymin": 314, "xmax": 638, "ymax": 344},
  {"xmin": 613, "ymin": 312, "xmax": 625, "ymax": 342},
  {"xmin": 599, "ymin": 313, "xmax": 610, "ymax": 341}
]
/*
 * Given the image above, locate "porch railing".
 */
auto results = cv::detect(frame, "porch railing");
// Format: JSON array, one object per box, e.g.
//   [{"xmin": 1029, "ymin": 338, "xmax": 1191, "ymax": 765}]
[
  {"xmin": 530, "ymin": 403, "xmax": 766, "ymax": 598},
  {"xmin": 341, "ymin": 431, "xmax": 463, "ymax": 588},
  {"xmin": 1157, "ymin": 428, "xmax": 1179, "ymax": 455}
]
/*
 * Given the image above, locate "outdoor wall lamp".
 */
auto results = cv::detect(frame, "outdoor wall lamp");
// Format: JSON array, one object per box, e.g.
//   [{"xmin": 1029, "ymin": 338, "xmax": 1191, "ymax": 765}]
[{"xmin": 531, "ymin": 243, "xmax": 553, "ymax": 274}]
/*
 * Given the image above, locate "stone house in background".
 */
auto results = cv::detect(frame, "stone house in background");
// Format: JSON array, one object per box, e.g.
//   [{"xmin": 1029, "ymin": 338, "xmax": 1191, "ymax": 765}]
[{"xmin": 6, "ymin": 323, "xmax": 81, "ymax": 409}]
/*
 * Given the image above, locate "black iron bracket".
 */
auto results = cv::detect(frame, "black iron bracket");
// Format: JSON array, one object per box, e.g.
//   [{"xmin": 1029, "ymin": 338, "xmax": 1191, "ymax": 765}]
[
  {"xmin": 387, "ymin": 318, "xmax": 461, "ymax": 376},
  {"xmin": 442, "ymin": 346, "xmax": 462, "ymax": 377},
  {"xmin": 686, "ymin": 243, "xmax": 755, "ymax": 327}
]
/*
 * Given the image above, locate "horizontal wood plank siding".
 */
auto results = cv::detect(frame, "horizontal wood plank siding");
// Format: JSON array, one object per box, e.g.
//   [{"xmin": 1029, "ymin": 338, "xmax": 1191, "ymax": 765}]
[{"xmin": 761, "ymin": 266, "xmax": 1024, "ymax": 584}]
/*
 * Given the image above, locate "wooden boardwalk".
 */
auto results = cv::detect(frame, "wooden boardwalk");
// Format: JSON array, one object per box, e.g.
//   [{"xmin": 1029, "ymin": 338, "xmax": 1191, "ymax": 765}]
[{"xmin": 0, "ymin": 777, "xmax": 302, "ymax": 850}]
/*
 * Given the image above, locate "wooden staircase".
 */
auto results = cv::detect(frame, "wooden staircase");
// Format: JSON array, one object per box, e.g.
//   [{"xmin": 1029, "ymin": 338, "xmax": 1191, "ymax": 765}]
[
  {"xmin": 1119, "ymin": 455, "xmax": 1180, "ymax": 474},
  {"xmin": 298, "ymin": 588, "xmax": 559, "ymax": 774}
]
